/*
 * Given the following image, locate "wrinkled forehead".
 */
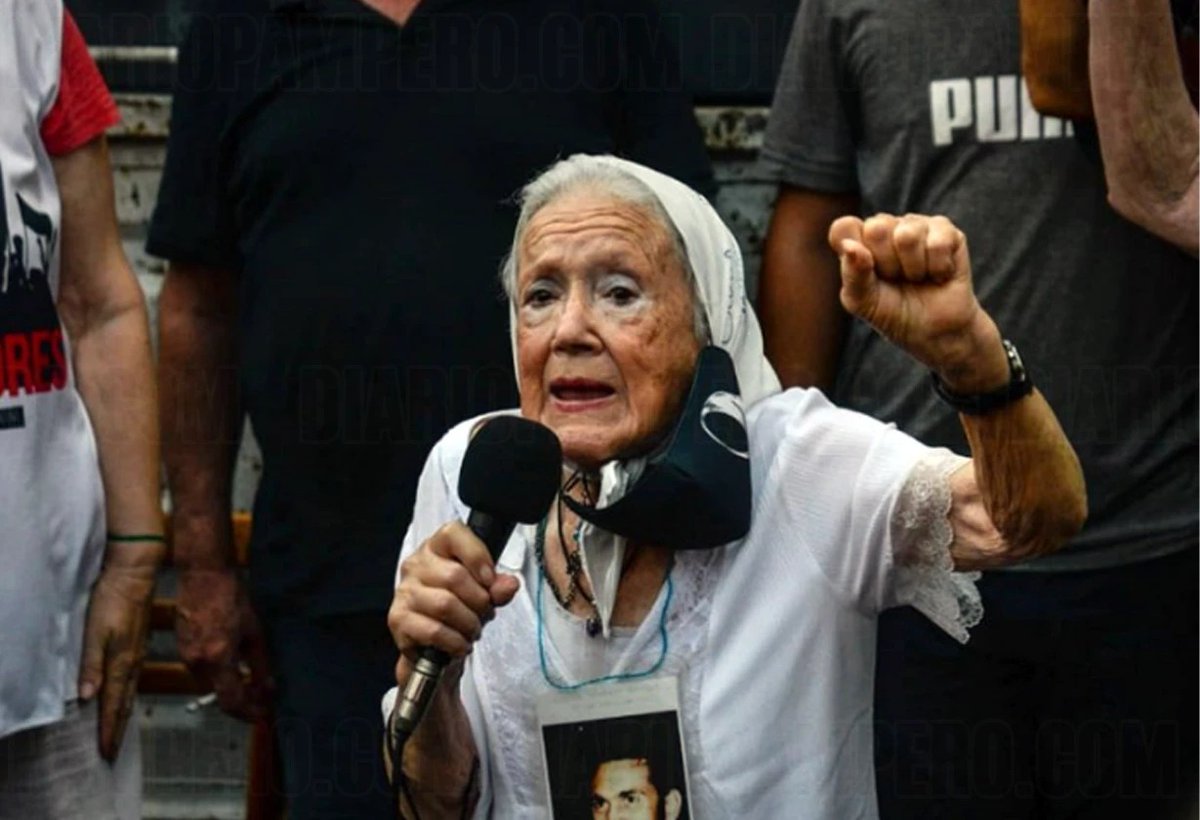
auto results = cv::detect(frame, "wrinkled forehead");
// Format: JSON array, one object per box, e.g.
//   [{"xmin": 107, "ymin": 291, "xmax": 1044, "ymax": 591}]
[{"xmin": 518, "ymin": 193, "xmax": 681, "ymax": 277}]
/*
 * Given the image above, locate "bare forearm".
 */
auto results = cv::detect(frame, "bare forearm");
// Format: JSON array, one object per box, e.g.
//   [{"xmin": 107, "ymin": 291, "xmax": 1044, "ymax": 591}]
[
  {"xmin": 72, "ymin": 298, "xmax": 162, "ymax": 542},
  {"xmin": 158, "ymin": 266, "xmax": 240, "ymax": 567},
  {"xmin": 1090, "ymin": 0, "xmax": 1199, "ymax": 255},
  {"xmin": 960, "ymin": 392, "xmax": 1086, "ymax": 558},
  {"xmin": 51, "ymin": 137, "xmax": 162, "ymax": 556},
  {"xmin": 760, "ymin": 187, "xmax": 858, "ymax": 390},
  {"xmin": 393, "ymin": 665, "xmax": 480, "ymax": 819},
  {"xmin": 944, "ymin": 320, "xmax": 1087, "ymax": 563},
  {"xmin": 760, "ymin": 237, "xmax": 847, "ymax": 391}
]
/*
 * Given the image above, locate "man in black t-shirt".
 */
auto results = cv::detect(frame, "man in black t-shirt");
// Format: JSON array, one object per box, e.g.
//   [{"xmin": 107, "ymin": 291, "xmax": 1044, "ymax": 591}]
[{"xmin": 147, "ymin": 1, "xmax": 713, "ymax": 816}]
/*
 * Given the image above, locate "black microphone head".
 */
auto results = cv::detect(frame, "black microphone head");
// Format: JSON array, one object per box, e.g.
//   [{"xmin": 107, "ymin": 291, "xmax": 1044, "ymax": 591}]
[{"xmin": 458, "ymin": 416, "xmax": 562, "ymax": 524}]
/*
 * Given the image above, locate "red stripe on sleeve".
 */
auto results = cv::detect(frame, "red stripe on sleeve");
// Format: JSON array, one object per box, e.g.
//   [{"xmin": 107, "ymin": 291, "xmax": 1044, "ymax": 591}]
[{"xmin": 39, "ymin": 10, "xmax": 121, "ymax": 157}]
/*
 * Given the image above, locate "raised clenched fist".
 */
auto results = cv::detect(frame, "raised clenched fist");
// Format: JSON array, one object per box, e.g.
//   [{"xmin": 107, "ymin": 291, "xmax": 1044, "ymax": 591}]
[{"xmin": 829, "ymin": 213, "xmax": 1008, "ymax": 392}]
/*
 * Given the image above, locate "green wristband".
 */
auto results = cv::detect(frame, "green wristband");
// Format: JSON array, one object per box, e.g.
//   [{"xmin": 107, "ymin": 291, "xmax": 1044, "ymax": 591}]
[{"xmin": 106, "ymin": 532, "xmax": 167, "ymax": 544}]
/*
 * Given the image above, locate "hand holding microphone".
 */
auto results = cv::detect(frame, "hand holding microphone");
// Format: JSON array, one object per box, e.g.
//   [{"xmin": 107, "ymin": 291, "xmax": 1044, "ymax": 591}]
[
  {"xmin": 390, "ymin": 521, "xmax": 517, "ymax": 663},
  {"xmin": 387, "ymin": 416, "xmax": 561, "ymax": 746}
]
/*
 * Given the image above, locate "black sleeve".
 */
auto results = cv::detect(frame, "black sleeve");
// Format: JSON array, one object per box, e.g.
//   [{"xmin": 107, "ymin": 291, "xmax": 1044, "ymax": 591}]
[
  {"xmin": 145, "ymin": 3, "xmax": 245, "ymax": 270},
  {"xmin": 607, "ymin": 0, "xmax": 716, "ymax": 200}
]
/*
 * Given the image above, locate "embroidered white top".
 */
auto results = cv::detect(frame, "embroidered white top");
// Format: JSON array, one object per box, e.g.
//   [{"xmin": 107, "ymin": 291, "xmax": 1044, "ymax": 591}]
[{"xmin": 387, "ymin": 387, "xmax": 980, "ymax": 819}]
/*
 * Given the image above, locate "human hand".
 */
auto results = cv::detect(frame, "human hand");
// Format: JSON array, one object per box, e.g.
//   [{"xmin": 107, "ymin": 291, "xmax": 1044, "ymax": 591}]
[
  {"xmin": 829, "ymin": 214, "xmax": 1009, "ymax": 392},
  {"xmin": 175, "ymin": 566, "xmax": 274, "ymax": 722},
  {"xmin": 388, "ymin": 522, "xmax": 519, "ymax": 686},
  {"xmin": 78, "ymin": 544, "xmax": 161, "ymax": 761}
]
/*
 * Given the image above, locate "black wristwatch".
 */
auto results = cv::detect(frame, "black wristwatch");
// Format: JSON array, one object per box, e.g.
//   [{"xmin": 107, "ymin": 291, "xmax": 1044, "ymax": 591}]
[{"xmin": 930, "ymin": 339, "xmax": 1033, "ymax": 415}]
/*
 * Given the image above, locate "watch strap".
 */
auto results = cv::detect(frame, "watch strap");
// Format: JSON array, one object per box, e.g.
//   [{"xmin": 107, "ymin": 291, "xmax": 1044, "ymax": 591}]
[{"xmin": 931, "ymin": 339, "xmax": 1033, "ymax": 415}]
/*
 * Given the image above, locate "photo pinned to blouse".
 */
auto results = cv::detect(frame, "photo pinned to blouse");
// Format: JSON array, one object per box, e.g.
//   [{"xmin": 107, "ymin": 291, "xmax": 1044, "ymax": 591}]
[{"xmin": 537, "ymin": 676, "xmax": 692, "ymax": 819}]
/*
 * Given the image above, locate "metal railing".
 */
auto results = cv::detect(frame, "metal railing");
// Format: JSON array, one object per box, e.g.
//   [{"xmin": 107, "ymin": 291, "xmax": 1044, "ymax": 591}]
[{"xmin": 89, "ymin": 45, "xmax": 178, "ymax": 63}]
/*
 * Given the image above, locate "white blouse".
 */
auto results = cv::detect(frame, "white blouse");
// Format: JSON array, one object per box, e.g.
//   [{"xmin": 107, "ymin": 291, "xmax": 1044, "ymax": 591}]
[{"xmin": 389, "ymin": 387, "xmax": 980, "ymax": 819}]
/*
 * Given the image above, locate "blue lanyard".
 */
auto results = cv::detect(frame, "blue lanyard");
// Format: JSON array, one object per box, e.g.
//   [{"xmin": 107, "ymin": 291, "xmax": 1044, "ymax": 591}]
[{"xmin": 535, "ymin": 562, "xmax": 673, "ymax": 692}]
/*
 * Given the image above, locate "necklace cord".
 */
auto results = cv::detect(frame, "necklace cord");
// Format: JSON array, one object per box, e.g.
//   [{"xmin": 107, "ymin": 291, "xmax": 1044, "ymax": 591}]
[
  {"xmin": 550, "ymin": 475, "xmax": 599, "ymax": 616},
  {"xmin": 534, "ymin": 516, "xmax": 673, "ymax": 692}
]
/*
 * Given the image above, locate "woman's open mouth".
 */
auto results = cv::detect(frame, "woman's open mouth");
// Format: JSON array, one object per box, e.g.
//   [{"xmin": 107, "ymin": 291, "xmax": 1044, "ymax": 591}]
[{"xmin": 549, "ymin": 378, "xmax": 616, "ymax": 410}]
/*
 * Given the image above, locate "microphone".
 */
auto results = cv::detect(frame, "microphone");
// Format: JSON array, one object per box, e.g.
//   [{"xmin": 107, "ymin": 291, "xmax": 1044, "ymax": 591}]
[{"xmin": 391, "ymin": 416, "xmax": 562, "ymax": 745}]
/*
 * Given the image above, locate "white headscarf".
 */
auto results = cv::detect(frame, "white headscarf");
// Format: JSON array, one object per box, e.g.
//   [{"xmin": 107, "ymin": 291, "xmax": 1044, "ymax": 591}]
[
  {"xmin": 507, "ymin": 155, "xmax": 781, "ymax": 635},
  {"xmin": 593, "ymin": 156, "xmax": 780, "ymax": 403}
]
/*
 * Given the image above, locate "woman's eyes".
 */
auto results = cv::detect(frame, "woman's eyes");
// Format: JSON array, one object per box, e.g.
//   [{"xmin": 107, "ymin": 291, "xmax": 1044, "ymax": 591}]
[
  {"xmin": 604, "ymin": 285, "xmax": 638, "ymax": 305},
  {"xmin": 601, "ymin": 274, "xmax": 642, "ymax": 305},
  {"xmin": 523, "ymin": 285, "xmax": 557, "ymax": 307},
  {"xmin": 521, "ymin": 275, "xmax": 642, "ymax": 308}
]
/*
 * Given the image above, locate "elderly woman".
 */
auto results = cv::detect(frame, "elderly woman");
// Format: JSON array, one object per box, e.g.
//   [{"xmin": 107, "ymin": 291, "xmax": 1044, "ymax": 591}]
[{"xmin": 385, "ymin": 155, "xmax": 1085, "ymax": 819}]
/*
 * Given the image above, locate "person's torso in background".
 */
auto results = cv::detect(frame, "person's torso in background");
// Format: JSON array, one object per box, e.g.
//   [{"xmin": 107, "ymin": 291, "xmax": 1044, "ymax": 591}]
[
  {"xmin": 168, "ymin": 0, "xmax": 714, "ymax": 613},
  {"xmin": 823, "ymin": 0, "xmax": 1197, "ymax": 569}
]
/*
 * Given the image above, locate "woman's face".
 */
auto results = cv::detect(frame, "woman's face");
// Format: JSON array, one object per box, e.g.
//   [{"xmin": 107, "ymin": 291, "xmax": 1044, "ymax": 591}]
[{"xmin": 515, "ymin": 191, "xmax": 702, "ymax": 469}]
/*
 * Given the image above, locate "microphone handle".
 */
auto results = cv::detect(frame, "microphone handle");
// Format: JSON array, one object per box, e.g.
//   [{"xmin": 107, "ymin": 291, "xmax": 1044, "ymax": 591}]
[
  {"xmin": 465, "ymin": 509, "xmax": 518, "ymax": 561},
  {"xmin": 391, "ymin": 647, "xmax": 451, "ymax": 743},
  {"xmin": 391, "ymin": 510, "xmax": 518, "ymax": 743}
]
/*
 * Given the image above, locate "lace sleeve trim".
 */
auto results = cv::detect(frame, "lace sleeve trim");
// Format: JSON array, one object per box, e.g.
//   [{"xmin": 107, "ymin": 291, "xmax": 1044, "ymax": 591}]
[{"xmin": 890, "ymin": 449, "xmax": 982, "ymax": 644}]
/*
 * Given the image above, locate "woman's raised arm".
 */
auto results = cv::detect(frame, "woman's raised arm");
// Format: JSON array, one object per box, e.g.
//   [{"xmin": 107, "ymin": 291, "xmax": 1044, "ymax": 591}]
[{"xmin": 829, "ymin": 214, "xmax": 1087, "ymax": 570}]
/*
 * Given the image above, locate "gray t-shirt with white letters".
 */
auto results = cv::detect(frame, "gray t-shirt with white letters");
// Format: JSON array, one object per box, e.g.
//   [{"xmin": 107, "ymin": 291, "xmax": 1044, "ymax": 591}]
[{"xmin": 761, "ymin": 0, "xmax": 1197, "ymax": 570}]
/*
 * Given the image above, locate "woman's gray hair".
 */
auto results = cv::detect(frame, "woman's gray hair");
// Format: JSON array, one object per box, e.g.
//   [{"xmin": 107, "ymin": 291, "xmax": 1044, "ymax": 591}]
[{"xmin": 500, "ymin": 155, "xmax": 710, "ymax": 342}]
